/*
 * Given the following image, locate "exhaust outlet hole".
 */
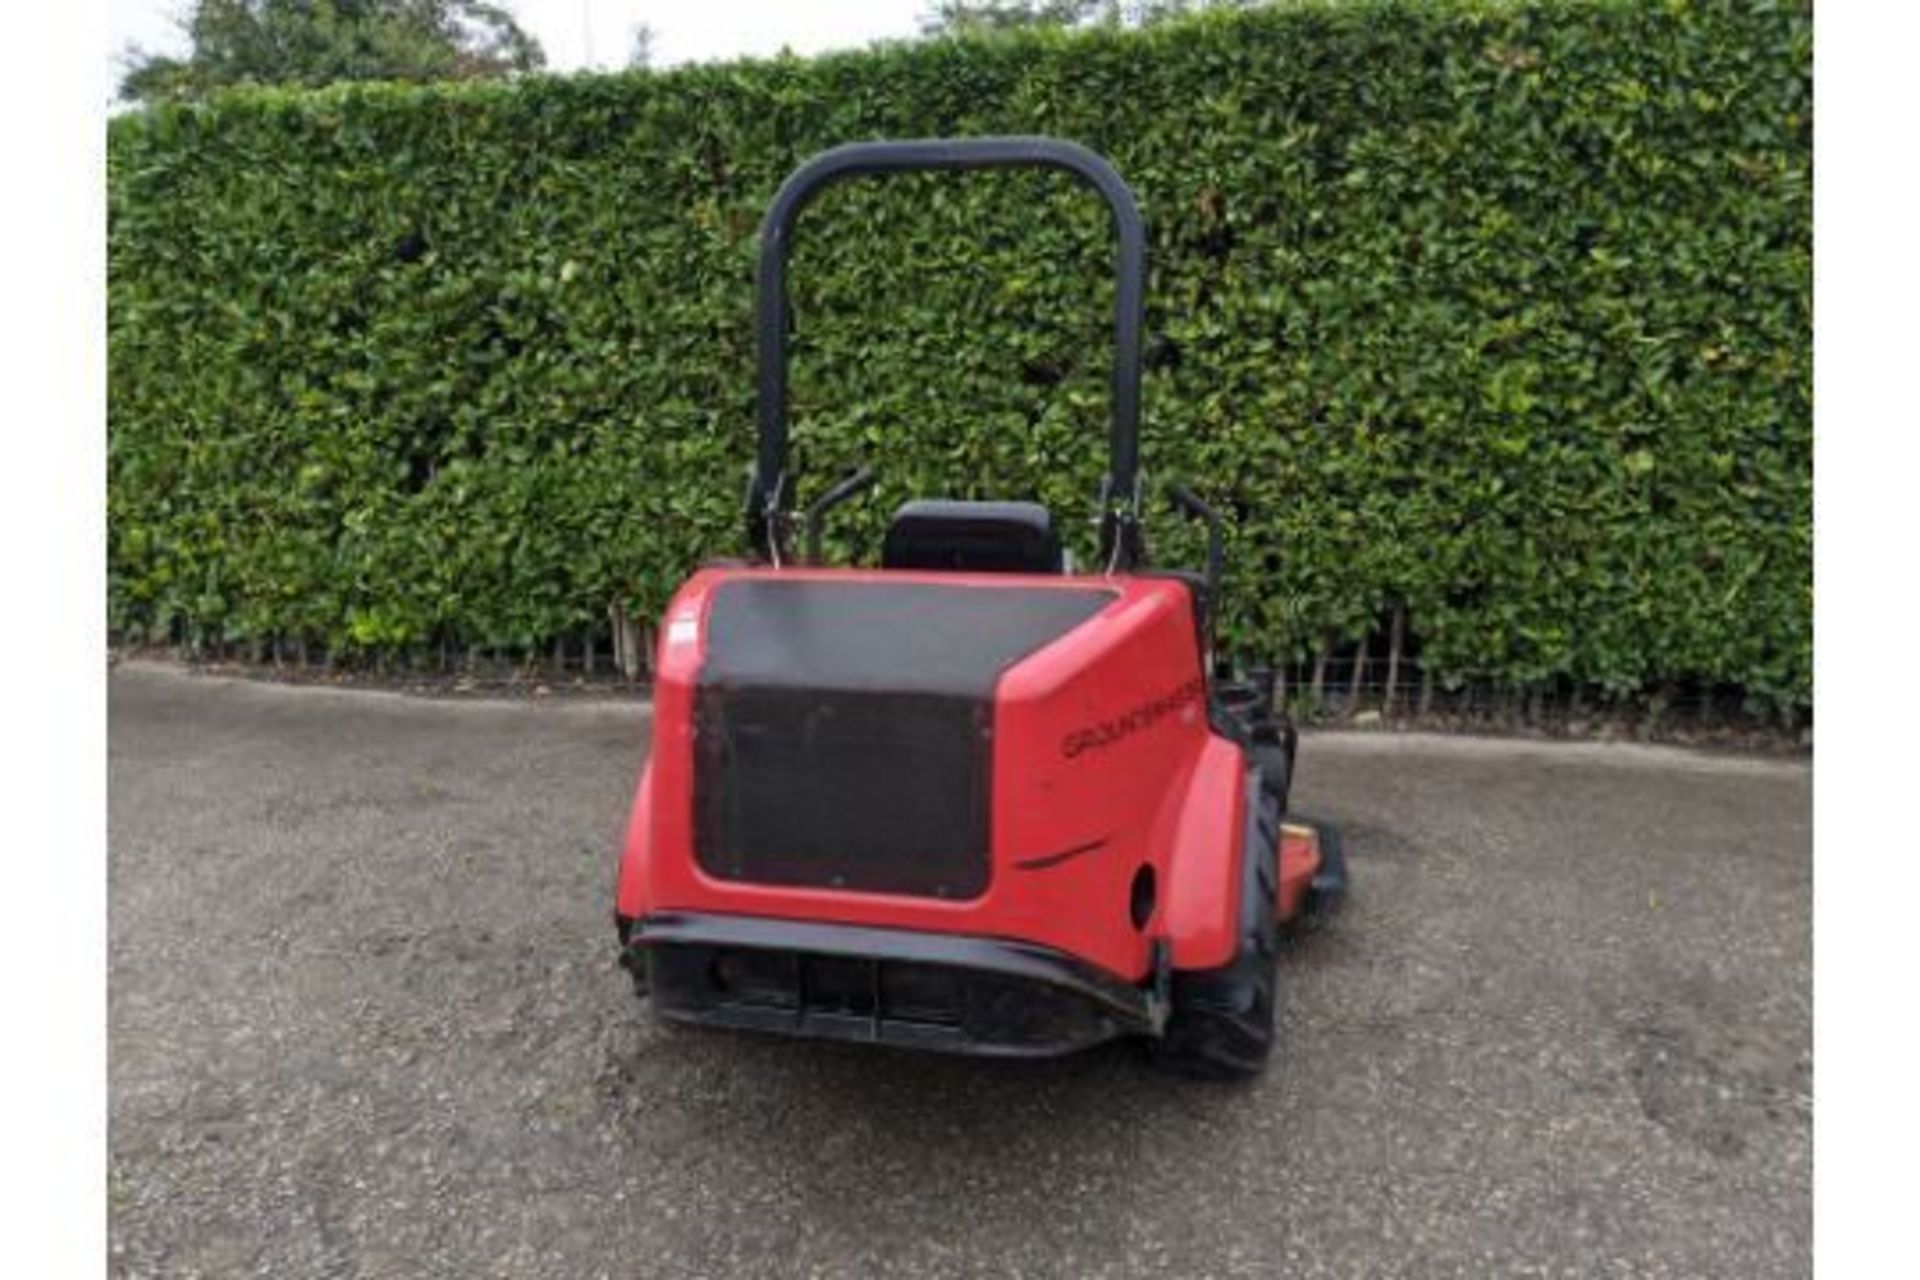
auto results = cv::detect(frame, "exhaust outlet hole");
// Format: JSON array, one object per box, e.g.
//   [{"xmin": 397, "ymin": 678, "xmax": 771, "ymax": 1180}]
[{"xmin": 1129, "ymin": 864, "xmax": 1157, "ymax": 931}]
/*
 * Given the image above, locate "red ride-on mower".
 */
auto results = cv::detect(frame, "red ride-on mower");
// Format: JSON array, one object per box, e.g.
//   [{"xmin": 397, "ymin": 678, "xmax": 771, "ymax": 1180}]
[{"xmin": 614, "ymin": 138, "xmax": 1346, "ymax": 1078}]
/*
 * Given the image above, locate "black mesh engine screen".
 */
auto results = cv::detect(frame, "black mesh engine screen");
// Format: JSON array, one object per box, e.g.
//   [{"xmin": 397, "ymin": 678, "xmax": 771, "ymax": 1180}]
[{"xmin": 694, "ymin": 579, "xmax": 1115, "ymax": 898}]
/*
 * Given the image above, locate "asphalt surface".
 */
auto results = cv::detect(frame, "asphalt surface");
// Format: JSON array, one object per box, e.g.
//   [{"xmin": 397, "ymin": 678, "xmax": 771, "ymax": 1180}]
[{"xmin": 109, "ymin": 662, "xmax": 1811, "ymax": 1278}]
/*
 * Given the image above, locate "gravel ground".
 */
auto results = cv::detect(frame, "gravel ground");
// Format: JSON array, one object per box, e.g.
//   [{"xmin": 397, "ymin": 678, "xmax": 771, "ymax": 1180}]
[{"xmin": 109, "ymin": 661, "xmax": 1811, "ymax": 1278}]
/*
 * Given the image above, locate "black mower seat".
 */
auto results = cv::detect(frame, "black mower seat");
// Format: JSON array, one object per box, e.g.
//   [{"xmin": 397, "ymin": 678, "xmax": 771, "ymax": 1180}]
[{"xmin": 881, "ymin": 500, "xmax": 1062, "ymax": 574}]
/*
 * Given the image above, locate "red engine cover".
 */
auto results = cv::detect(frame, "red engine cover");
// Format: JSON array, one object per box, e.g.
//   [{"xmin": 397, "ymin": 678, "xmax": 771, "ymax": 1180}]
[{"xmin": 615, "ymin": 566, "xmax": 1249, "ymax": 982}]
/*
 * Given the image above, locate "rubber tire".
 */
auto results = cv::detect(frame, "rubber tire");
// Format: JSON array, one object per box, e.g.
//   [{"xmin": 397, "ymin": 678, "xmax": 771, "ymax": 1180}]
[
  {"xmin": 1152, "ymin": 776, "xmax": 1281, "ymax": 1082},
  {"xmin": 1250, "ymin": 727, "xmax": 1294, "ymax": 815}
]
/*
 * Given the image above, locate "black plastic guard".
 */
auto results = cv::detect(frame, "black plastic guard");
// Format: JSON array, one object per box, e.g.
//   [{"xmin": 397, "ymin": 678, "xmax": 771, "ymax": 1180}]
[
  {"xmin": 629, "ymin": 912, "xmax": 1160, "ymax": 1058},
  {"xmin": 693, "ymin": 579, "xmax": 1112, "ymax": 899}
]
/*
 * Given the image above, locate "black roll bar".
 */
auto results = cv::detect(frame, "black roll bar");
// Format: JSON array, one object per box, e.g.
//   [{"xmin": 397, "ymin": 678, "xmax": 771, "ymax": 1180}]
[{"xmin": 747, "ymin": 136, "xmax": 1148, "ymax": 566}]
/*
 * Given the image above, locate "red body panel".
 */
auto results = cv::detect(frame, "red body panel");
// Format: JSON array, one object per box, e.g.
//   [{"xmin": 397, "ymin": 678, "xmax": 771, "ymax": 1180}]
[{"xmin": 615, "ymin": 566, "xmax": 1250, "ymax": 982}]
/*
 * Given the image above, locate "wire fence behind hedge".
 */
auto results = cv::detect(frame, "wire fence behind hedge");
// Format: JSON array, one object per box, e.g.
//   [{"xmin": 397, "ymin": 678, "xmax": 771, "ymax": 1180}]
[{"xmin": 113, "ymin": 595, "xmax": 1807, "ymax": 737}]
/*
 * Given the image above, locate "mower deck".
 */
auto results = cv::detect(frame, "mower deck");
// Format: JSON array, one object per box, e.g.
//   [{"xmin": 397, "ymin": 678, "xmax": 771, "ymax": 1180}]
[{"xmin": 1278, "ymin": 820, "xmax": 1350, "ymax": 925}]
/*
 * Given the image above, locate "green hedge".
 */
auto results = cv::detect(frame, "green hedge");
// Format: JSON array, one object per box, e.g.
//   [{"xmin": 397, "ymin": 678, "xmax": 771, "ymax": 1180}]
[{"xmin": 107, "ymin": 0, "xmax": 1812, "ymax": 713}]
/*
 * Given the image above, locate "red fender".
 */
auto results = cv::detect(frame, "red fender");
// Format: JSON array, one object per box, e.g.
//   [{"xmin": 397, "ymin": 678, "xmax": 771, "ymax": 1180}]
[
  {"xmin": 614, "ymin": 759, "xmax": 655, "ymax": 920},
  {"xmin": 1157, "ymin": 736, "xmax": 1247, "ymax": 971}
]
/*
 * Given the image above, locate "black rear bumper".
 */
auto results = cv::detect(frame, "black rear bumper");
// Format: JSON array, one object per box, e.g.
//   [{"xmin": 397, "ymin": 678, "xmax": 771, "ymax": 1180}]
[{"xmin": 621, "ymin": 912, "xmax": 1163, "ymax": 1058}]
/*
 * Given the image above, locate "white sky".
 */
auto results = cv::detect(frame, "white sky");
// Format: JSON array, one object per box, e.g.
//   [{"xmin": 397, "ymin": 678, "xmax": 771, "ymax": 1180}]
[{"xmin": 108, "ymin": 1, "xmax": 930, "ymax": 76}]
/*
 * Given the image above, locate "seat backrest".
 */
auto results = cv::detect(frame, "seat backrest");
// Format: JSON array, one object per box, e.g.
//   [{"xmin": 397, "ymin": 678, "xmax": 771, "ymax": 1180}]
[{"xmin": 881, "ymin": 500, "xmax": 1063, "ymax": 574}]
